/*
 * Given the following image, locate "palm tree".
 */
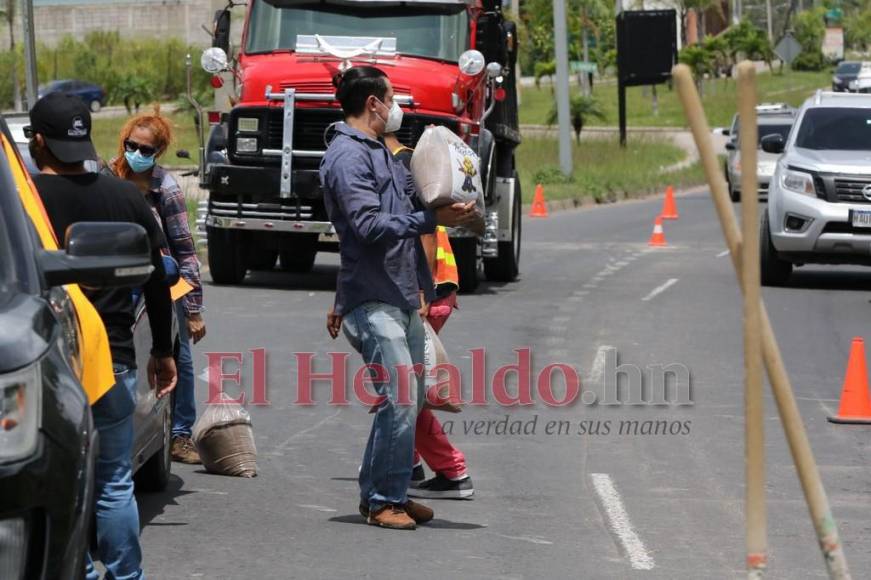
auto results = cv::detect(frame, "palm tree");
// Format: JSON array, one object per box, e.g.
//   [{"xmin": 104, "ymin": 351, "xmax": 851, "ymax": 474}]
[{"xmin": 547, "ymin": 93, "xmax": 606, "ymax": 143}]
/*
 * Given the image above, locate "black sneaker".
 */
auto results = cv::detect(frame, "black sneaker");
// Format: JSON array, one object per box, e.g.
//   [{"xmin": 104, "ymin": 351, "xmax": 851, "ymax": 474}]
[
  {"xmin": 409, "ymin": 464, "xmax": 426, "ymax": 488},
  {"xmin": 407, "ymin": 474, "xmax": 474, "ymax": 500}
]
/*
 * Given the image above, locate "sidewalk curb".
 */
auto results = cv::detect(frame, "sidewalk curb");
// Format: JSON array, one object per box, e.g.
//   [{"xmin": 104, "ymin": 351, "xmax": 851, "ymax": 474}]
[{"xmin": 520, "ymin": 184, "xmax": 708, "ymax": 216}]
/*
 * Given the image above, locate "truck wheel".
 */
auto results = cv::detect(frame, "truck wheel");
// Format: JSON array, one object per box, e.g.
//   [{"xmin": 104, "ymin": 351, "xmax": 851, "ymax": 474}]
[
  {"xmin": 134, "ymin": 396, "xmax": 172, "ymax": 493},
  {"xmin": 207, "ymin": 227, "xmax": 247, "ymax": 285},
  {"xmin": 484, "ymin": 174, "xmax": 521, "ymax": 282},
  {"xmin": 249, "ymin": 250, "xmax": 278, "ymax": 271},
  {"xmin": 450, "ymin": 237, "xmax": 479, "ymax": 294},
  {"xmin": 280, "ymin": 235, "xmax": 318, "ymax": 273},
  {"xmin": 760, "ymin": 212, "xmax": 792, "ymax": 286}
]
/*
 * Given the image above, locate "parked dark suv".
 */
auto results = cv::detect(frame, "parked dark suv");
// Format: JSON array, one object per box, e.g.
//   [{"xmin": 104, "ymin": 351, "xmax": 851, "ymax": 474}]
[
  {"xmin": 37, "ymin": 80, "xmax": 106, "ymax": 113},
  {"xmin": 0, "ymin": 116, "xmax": 155, "ymax": 579}
]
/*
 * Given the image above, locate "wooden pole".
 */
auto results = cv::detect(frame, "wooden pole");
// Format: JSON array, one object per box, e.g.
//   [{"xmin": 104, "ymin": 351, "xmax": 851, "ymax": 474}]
[
  {"xmin": 736, "ymin": 62, "xmax": 766, "ymax": 579},
  {"xmin": 673, "ymin": 62, "xmax": 851, "ymax": 580}
]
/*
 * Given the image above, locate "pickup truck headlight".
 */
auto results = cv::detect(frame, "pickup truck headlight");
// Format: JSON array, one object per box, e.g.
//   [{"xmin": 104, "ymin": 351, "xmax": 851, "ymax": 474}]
[
  {"xmin": 758, "ymin": 161, "xmax": 777, "ymax": 176},
  {"xmin": 781, "ymin": 169, "xmax": 815, "ymax": 196},
  {"xmin": 237, "ymin": 117, "xmax": 259, "ymax": 132},
  {"xmin": 235, "ymin": 137, "xmax": 258, "ymax": 153},
  {"xmin": 0, "ymin": 363, "xmax": 41, "ymax": 463}
]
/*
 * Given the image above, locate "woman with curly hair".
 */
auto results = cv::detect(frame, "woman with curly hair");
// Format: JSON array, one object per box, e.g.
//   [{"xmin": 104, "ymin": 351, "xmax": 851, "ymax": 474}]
[{"xmin": 108, "ymin": 108, "xmax": 206, "ymax": 464}]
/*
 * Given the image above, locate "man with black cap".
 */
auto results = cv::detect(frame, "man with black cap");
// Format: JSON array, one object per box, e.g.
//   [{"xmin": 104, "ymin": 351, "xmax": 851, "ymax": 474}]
[{"xmin": 28, "ymin": 92, "xmax": 176, "ymax": 580}]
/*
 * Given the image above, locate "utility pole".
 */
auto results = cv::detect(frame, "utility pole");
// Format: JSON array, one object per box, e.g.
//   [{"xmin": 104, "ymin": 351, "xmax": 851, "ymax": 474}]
[
  {"xmin": 22, "ymin": 0, "xmax": 38, "ymax": 108},
  {"xmin": 553, "ymin": 0, "xmax": 573, "ymax": 176},
  {"xmin": 766, "ymin": 0, "xmax": 773, "ymax": 41}
]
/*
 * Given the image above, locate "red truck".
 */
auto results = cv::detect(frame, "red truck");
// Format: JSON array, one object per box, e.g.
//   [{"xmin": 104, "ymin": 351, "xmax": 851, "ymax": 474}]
[{"xmin": 195, "ymin": 0, "xmax": 521, "ymax": 292}]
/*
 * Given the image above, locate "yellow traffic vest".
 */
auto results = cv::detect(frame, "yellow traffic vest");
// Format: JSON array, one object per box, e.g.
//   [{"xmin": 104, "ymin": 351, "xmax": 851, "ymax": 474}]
[{"xmin": 434, "ymin": 226, "xmax": 458, "ymax": 292}]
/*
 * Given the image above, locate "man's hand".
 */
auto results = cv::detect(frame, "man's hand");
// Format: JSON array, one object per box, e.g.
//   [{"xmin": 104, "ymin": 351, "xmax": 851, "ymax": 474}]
[
  {"xmin": 327, "ymin": 308, "xmax": 343, "ymax": 339},
  {"xmin": 418, "ymin": 291, "xmax": 430, "ymax": 319},
  {"xmin": 434, "ymin": 201, "xmax": 480, "ymax": 229},
  {"xmin": 147, "ymin": 356, "xmax": 177, "ymax": 399},
  {"xmin": 186, "ymin": 313, "xmax": 207, "ymax": 344}
]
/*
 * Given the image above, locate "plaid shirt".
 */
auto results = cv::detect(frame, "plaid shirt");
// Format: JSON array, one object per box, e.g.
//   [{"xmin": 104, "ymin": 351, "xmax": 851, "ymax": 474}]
[{"xmin": 108, "ymin": 161, "xmax": 203, "ymax": 315}]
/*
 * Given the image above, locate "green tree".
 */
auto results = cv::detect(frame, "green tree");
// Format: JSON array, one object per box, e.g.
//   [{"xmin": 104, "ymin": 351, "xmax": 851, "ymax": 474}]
[
  {"xmin": 679, "ymin": 44, "xmax": 714, "ymax": 90},
  {"xmin": 546, "ymin": 93, "xmax": 606, "ymax": 142},
  {"xmin": 792, "ymin": 8, "xmax": 827, "ymax": 71}
]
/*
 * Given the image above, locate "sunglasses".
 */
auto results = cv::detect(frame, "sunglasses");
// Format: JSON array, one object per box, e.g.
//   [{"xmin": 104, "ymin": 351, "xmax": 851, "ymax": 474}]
[{"xmin": 124, "ymin": 139, "xmax": 157, "ymax": 157}]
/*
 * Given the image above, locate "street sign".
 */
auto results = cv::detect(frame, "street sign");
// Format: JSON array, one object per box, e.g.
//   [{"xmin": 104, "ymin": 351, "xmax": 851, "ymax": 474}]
[
  {"xmin": 775, "ymin": 34, "xmax": 802, "ymax": 66},
  {"xmin": 570, "ymin": 61, "xmax": 598, "ymax": 74}
]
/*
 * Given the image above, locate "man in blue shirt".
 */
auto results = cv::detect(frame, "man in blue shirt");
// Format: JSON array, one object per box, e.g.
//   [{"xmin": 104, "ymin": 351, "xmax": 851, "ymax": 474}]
[{"xmin": 321, "ymin": 66, "xmax": 478, "ymax": 530}]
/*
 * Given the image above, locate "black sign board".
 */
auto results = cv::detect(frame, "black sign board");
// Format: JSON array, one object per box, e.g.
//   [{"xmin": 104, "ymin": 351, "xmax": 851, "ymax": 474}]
[{"xmin": 616, "ymin": 10, "xmax": 677, "ymax": 145}]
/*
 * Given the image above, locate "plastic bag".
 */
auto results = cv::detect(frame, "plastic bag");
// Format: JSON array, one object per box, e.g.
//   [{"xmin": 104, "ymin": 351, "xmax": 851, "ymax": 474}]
[
  {"xmin": 411, "ymin": 126, "xmax": 483, "ymax": 208},
  {"xmin": 422, "ymin": 320, "xmax": 461, "ymax": 413},
  {"xmin": 192, "ymin": 403, "xmax": 258, "ymax": 477}
]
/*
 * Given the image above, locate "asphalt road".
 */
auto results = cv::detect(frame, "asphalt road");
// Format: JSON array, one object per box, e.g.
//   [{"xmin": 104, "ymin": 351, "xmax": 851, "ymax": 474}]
[{"xmin": 138, "ymin": 191, "xmax": 871, "ymax": 579}]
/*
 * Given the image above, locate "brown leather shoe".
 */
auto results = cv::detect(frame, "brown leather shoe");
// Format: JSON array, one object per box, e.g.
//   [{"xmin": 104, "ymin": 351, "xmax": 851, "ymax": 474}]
[
  {"xmin": 171, "ymin": 436, "xmax": 202, "ymax": 464},
  {"xmin": 367, "ymin": 505, "xmax": 416, "ymax": 530},
  {"xmin": 359, "ymin": 500, "xmax": 433, "ymax": 525}
]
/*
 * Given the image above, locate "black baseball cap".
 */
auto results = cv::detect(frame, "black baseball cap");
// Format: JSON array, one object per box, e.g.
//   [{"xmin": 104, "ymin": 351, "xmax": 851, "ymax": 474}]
[{"xmin": 28, "ymin": 93, "xmax": 98, "ymax": 163}]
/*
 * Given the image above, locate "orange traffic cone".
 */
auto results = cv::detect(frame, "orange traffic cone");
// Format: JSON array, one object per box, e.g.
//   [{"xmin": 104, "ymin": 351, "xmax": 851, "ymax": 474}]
[
  {"xmin": 661, "ymin": 185, "xmax": 679, "ymax": 220},
  {"xmin": 828, "ymin": 337, "xmax": 871, "ymax": 424},
  {"xmin": 530, "ymin": 184, "xmax": 548, "ymax": 218},
  {"xmin": 648, "ymin": 216, "xmax": 667, "ymax": 247}
]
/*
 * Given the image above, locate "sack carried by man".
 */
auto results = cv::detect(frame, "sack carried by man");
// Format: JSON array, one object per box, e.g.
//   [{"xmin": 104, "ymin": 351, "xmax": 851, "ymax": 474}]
[
  {"xmin": 411, "ymin": 126, "xmax": 482, "ymax": 208},
  {"xmin": 192, "ymin": 403, "xmax": 258, "ymax": 477}
]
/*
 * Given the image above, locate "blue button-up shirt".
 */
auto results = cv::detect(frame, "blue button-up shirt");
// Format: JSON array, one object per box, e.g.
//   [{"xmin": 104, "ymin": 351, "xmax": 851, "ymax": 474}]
[{"xmin": 320, "ymin": 123, "xmax": 436, "ymax": 316}]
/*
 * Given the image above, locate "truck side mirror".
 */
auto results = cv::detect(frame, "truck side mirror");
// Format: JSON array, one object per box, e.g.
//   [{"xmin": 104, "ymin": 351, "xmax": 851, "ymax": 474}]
[
  {"xmin": 213, "ymin": 9, "xmax": 231, "ymax": 54},
  {"xmin": 760, "ymin": 134, "xmax": 785, "ymax": 154},
  {"xmin": 39, "ymin": 222, "xmax": 153, "ymax": 288}
]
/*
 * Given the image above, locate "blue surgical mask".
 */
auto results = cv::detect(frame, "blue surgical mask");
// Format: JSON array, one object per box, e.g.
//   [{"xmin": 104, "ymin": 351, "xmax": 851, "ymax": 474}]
[{"xmin": 125, "ymin": 150, "xmax": 155, "ymax": 173}]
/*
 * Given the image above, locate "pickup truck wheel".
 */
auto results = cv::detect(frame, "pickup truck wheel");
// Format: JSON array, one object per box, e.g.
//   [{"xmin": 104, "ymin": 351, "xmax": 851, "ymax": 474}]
[
  {"xmin": 280, "ymin": 235, "xmax": 318, "ymax": 273},
  {"xmin": 248, "ymin": 250, "xmax": 278, "ymax": 271},
  {"xmin": 450, "ymin": 237, "xmax": 479, "ymax": 294},
  {"xmin": 207, "ymin": 227, "xmax": 247, "ymax": 284},
  {"xmin": 134, "ymin": 395, "xmax": 172, "ymax": 493},
  {"xmin": 760, "ymin": 212, "xmax": 792, "ymax": 286},
  {"xmin": 484, "ymin": 174, "xmax": 521, "ymax": 282}
]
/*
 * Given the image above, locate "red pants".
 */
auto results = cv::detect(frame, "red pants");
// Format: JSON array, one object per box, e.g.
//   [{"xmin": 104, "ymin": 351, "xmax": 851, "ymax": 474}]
[{"xmin": 413, "ymin": 293, "xmax": 467, "ymax": 479}]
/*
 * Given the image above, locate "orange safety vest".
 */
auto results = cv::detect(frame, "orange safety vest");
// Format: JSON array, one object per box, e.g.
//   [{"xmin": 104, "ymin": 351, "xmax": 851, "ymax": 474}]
[
  {"xmin": 434, "ymin": 226, "xmax": 458, "ymax": 292},
  {"xmin": 2, "ymin": 134, "xmax": 115, "ymax": 404}
]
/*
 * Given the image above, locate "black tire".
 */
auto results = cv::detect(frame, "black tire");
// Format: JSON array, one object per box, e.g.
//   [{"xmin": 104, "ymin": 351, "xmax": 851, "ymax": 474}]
[
  {"xmin": 450, "ymin": 236, "xmax": 479, "ymax": 294},
  {"xmin": 207, "ymin": 227, "xmax": 247, "ymax": 284},
  {"xmin": 484, "ymin": 173, "xmax": 521, "ymax": 282},
  {"xmin": 760, "ymin": 211, "xmax": 792, "ymax": 286},
  {"xmin": 279, "ymin": 234, "xmax": 318, "ymax": 273},
  {"xmin": 134, "ymin": 398, "xmax": 172, "ymax": 492},
  {"xmin": 248, "ymin": 249, "xmax": 278, "ymax": 271}
]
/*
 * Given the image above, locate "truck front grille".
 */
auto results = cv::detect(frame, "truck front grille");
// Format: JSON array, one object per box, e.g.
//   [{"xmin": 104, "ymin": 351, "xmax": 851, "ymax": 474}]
[
  {"xmin": 210, "ymin": 200, "xmax": 313, "ymax": 221},
  {"xmin": 834, "ymin": 177, "xmax": 871, "ymax": 203}
]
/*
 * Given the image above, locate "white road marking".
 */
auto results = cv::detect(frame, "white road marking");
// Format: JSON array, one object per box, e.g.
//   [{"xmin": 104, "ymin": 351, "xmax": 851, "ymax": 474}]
[
  {"xmin": 490, "ymin": 533, "xmax": 553, "ymax": 546},
  {"xmin": 641, "ymin": 278, "xmax": 679, "ymax": 302},
  {"xmin": 297, "ymin": 504, "xmax": 337, "ymax": 513},
  {"xmin": 589, "ymin": 345, "xmax": 611, "ymax": 384},
  {"xmin": 590, "ymin": 473, "xmax": 655, "ymax": 571},
  {"xmin": 716, "ymin": 250, "xmax": 730, "ymax": 258}
]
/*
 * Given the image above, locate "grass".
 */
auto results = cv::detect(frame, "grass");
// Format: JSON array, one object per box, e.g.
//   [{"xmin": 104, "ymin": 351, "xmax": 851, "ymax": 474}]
[
  {"xmin": 90, "ymin": 111, "xmax": 200, "ymax": 167},
  {"xmin": 515, "ymin": 136, "xmax": 706, "ymax": 202},
  {"xmin": 519, "ymin": 69, "xmax": 833, "ymax": 128}
]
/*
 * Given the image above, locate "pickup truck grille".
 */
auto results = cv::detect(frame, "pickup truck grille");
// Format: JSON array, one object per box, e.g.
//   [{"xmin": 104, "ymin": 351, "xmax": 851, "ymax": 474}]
[
  {"xmin": 834, "ymin": 177, "xmax": 871, "ymax": 203},
  {"xmin": 210, "ymin": 200, "xmax": 313, "ymax": 220}
]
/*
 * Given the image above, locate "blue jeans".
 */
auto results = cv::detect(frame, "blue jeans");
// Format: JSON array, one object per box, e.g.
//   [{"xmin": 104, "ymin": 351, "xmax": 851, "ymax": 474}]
[
  {"xmin": 172, "ymin": 301, "xmax": 196, "ymax": 438},
  {"xmin": 86, "ymin": 367, "xmax": 143, "ymax": 580},
  {"xmin": 342, "ymin": 302, "xmax": 426, "ymax": 511}
]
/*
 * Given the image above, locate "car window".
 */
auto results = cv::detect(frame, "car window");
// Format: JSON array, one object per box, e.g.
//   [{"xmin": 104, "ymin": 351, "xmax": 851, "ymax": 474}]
[
  {"xmin": 794, "ymin": 107, "xmax": 871, "ymax": 151},
  {"xmin": 837, "ymin": 62, "xmax": 860, "ymax": 74},
  {"xmin": 0, "ymin": 145, "xmax": 37, "ymax": 301}
]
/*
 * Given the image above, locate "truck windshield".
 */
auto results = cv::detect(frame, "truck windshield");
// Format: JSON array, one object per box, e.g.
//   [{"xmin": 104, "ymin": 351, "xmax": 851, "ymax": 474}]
[
  {"xmin": 794, "ymin": 107, "xmax": 871, "ymax": 151},
  {"xmin": 246, "ymin": 0, "xmax": 468, "ymax": 62}
]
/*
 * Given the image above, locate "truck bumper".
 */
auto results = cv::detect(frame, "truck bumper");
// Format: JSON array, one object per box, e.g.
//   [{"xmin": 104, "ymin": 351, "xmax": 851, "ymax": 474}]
[
  {"xmin": 205, "ymin": 214, "xmax": 335, "ymax": 235},
  {"xmin": 208, "ymin": 163, "xmax": 322, "ymax": 200}
]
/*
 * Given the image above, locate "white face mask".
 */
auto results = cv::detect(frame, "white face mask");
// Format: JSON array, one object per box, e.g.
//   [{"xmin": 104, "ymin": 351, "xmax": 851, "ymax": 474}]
[{"xmin": 375, "ymin": 98, "xmax": 403, "ymax": 133}]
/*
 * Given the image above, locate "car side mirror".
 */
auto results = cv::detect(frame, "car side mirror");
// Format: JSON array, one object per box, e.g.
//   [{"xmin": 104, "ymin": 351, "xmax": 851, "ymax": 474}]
[
  {"xmin": 212, "ymin": 9, "xmax": 231, "ymax": 54},
  {"xmin": 39, "ymin": 222, "xmax": 153, "ymax": 288},
  {"xmin": 725, "ymin": 141, "xmax": 736, "ymax": 151},
  {"xmin": 760, "ymin": 134, "xmax": 785, "ymax": 154},
  {"xmin": 722, "ymin": 128, "xmax": 730, "ymax": 136}
]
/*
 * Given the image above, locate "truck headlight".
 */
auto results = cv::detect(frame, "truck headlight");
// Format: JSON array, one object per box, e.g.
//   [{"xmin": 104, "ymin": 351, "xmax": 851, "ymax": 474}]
[
  {"xmin": 781, "ymin": 169, "xmax": 815, "ymax": 196},
  {"xmin": 235, "ymin": 137, "xmax": 258, "ymax": 153},
  {"xmin": 0, "ymin": 364, "xmax": 41, "ymax": 463},
  {"xmin": 237, "ymin": 117, "xmax": 259, "ymax": 132}
]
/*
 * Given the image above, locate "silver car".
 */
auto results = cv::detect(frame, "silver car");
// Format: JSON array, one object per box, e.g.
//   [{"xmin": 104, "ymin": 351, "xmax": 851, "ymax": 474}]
[
  {"xmin": 723, "ymin": 104, "xmax": 795, "ymax": 202},
  {"xmin": 761, "ymin": 90, "xmax": 871, "ymax": 285}
]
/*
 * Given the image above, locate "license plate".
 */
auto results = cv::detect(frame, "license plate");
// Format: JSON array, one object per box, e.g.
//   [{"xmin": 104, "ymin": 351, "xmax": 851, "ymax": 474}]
[{"xmin": 852, "ymin": 209, "xmax": 871, "ymax": 228}]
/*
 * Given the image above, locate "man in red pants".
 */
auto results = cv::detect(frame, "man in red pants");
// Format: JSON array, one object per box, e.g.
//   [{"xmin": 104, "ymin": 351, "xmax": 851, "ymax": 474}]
[{"xmin": 326, "ymin": 133, "xmax": 476, "ymax": 500}]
